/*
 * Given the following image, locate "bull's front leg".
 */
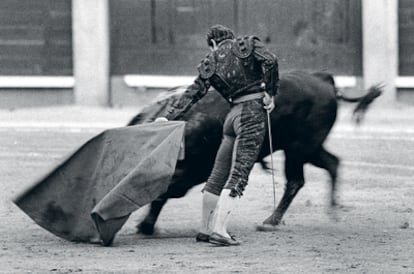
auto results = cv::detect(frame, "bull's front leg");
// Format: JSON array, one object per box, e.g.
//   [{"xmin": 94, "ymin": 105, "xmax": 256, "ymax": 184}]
[
  {"xmin": 257, "ymin": 158, "xmax": 305, "ymax": 230},
  {"xmin": 262, "ymin": 179, "xmax": 305, "ymax": 226},
  {"xmin": 136, "ymin": 197, "xmax": 168, "ymax": 235}
]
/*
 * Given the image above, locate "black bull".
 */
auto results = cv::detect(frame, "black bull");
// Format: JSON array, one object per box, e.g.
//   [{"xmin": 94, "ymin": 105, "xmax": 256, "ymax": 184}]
[{"xmin": 127, "ymin": 71, "xmax": 382, "ymax": 234}]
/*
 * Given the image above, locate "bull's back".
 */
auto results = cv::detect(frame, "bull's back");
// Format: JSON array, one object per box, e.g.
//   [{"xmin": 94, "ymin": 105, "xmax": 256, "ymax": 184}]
[
  {"xmin": 269, "ymin": 71, "xmax": 338, "ymax": 156},
  {"xmin": 278, "ymin": 71, "xmax": 337, "ymax": 110}
]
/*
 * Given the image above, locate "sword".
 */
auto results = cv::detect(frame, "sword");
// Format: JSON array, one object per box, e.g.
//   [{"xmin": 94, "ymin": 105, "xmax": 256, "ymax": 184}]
[{"xmin": 266, "ymin": 109, "xmax": 277, "ymax": 210}]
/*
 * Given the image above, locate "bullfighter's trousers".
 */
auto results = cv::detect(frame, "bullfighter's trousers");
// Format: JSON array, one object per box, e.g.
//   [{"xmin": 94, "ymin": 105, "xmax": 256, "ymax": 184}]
[{"xmin": 203, "ymin": 98, "xmax": 267, "ymax": 197}]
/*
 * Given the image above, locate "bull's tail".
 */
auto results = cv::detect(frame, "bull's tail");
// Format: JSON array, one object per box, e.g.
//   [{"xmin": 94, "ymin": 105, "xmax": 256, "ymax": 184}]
[
  {"xmin": 312, "ymin": 72, "xmax": 383, "ymax": 124},
  {"xmin": 337, "ymin": 84, "xmax": 383, "ymax": 124}
]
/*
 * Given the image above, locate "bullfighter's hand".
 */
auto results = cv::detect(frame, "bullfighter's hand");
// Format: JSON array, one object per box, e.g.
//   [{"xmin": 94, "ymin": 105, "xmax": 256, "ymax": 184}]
[
  {"xmin": 263, "ymin": 93, "xmax": 275, "ymax": 112},
  {"xmin": 154, "ymin": 117, "xmax": 168, "ymax": 122}
]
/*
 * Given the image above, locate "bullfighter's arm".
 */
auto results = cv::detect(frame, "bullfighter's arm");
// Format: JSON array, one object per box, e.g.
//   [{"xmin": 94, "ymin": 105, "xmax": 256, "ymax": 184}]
[
  {"xmin": 164, "ymin": 76, "xmax": 209, "ymax": 121},
  {"xmin": 252, "ymin": 38, "xmax": 280, "ymax": 97}
]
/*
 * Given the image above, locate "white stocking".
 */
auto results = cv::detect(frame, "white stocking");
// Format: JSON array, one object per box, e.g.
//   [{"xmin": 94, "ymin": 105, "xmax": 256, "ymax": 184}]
[
  {"xmin": 199, "ymin": 191, "xmax": 219, "ymax": 235},
  {"xmin": 211, "ymin": 189, "xmax": 237, "ymax": 238}
]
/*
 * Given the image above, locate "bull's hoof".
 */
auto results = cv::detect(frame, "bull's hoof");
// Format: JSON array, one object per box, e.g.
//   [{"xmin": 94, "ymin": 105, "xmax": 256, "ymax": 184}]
[
  {"xmin": 136, "ymin": 222, "xmax": 155, "ymax": 235},
  {"xmin": 256, "ymin": 223, "xmax": 281, "ymax": 232},
  {"xmin": 327, "ymin": 204, "xmax": 353, "ymax": 222}
]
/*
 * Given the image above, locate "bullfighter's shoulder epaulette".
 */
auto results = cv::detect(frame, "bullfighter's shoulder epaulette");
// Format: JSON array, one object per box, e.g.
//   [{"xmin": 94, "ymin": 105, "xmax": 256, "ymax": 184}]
[
  {"xmin": 232, "ymin": 36, "xmax": 257, "ymax": 59},
  {"xmin": 197, "ymin": 53, "xmax": 216, "ymax": 79}
]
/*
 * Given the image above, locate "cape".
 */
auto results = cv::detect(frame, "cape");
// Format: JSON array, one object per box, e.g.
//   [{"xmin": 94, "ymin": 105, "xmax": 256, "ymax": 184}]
[{"xmin": 14, "ymin": 121, "xmax": 185, "ymax": 245}]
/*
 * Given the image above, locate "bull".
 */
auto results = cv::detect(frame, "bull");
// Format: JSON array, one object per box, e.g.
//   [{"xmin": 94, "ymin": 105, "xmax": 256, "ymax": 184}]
[{"xmin": 127, "ymin": 71, "xmax": 382, "ymax": 234}]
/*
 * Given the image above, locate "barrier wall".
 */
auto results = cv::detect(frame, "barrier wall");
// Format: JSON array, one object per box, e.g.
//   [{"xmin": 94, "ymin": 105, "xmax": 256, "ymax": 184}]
[
  {"xmin": 0, "ymin": 0, "xmax": 72, "ymax": 75},
  {"xmin": 110, "ymin": 0, "xmax": 362, "ymax": 76}
]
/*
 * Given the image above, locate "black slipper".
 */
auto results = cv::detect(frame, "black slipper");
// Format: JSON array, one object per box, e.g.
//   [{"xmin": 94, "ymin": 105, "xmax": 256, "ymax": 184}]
[
  {"xmin": 209, "ymin": 232, "xmax": 240, "ymax": 246},
  {"xmin": 195, "ymin": 232, "xmax": 210, "ymax": 242}
]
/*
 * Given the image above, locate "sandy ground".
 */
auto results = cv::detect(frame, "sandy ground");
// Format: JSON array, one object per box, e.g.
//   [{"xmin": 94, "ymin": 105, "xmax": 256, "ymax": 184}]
[{"xmin": 0, "ymin": 104, "xmax": 413, "ymax": 273}]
